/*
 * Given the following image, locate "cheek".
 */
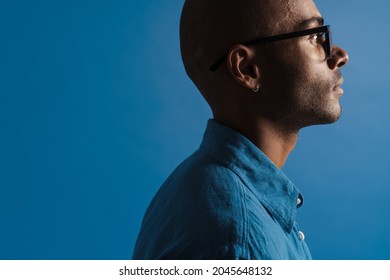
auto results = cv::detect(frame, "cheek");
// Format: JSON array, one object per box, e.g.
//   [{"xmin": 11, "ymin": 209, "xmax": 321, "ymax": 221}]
[
  {"xmin": 291, "ymin": 53, "xmax": 333, "ymax": 93},
  {"xmin": 260, "ymin": 44, "xmax": 332, "ymax": 101},
  {"xmin": 260, "ymin": 45, "xmax": 299, "ymax": 90},
  {"xmin": 282, "ymin": 62, "xmax": 334, "ymax": 111}
]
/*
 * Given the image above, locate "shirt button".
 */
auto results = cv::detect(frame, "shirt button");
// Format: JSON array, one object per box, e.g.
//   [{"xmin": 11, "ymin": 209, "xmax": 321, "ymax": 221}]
[
  {"xmin": 298, "ymin": 231, "xmax": 305, "ymax": 241},
  {"xmin": 297, "ymin": 197, "xmax": 302, "ymax": 206}
]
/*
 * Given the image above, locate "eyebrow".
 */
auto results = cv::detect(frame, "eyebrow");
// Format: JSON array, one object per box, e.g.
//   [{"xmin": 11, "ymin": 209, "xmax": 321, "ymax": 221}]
[{"xmin": 298, "ymin": 17, "xmax": 324, "ymax": 30}]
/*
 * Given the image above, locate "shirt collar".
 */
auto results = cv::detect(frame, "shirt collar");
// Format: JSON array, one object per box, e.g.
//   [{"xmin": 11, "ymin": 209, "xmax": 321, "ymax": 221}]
[{"xmin": 199, "ymin": 119, "xmax": 303, "ymax": 233}]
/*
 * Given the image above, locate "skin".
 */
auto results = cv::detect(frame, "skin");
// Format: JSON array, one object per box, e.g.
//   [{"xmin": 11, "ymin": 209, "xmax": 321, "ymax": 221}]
[{"xmin": 180, "ymin": 0, "xmax": 349, "ymax": 168}]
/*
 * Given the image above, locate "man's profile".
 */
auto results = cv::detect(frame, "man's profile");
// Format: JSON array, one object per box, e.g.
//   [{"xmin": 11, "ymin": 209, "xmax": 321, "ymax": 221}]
[{"xmin": 133, "ymin": 0, "xmax": 348, "ymax": 259}]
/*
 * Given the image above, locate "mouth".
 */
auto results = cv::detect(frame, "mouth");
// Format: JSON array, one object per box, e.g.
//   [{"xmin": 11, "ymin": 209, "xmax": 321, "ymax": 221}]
[{"xmin": 333, "ymin": 78, "xmax": 344, "ymax": 95}]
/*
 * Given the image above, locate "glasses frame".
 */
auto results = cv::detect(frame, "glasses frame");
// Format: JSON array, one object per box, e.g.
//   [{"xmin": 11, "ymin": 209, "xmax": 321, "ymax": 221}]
[{"xmin": 209, "ymin": 25, "xmax": 331, "ymax": 72}]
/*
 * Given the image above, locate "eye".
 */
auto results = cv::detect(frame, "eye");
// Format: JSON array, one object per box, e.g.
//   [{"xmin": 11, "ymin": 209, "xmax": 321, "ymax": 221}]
[{"xmin": 310, "ymin": 33, "xmax": 325, "ymax": 45}]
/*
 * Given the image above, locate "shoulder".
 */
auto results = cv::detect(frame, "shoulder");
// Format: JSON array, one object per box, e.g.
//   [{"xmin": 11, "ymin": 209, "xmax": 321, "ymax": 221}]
[
  {"xmin": 164, "ymin": 150, "xmax": 247, "ymax": 216},
  {"xmin": 135, "ymin": 150, "xmax": 251, "ymax": 259}
]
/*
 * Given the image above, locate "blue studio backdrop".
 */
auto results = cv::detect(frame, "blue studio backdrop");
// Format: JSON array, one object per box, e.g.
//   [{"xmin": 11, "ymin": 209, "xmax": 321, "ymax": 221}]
[{"xmin": 1, "ymin": 0, "xmax": 389, "ymax": 259}]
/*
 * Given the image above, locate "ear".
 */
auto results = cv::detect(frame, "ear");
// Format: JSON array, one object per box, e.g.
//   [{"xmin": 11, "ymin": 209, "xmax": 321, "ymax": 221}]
[{"xmin": 226, "ymin": 44, "xmax": 261, "ymax": 91}]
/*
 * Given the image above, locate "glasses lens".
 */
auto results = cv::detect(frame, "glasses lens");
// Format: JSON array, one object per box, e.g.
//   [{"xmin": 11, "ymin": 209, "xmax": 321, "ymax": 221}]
[{"xmin": 318, "ymin": 30, "xmax": 331, "ymax": 60}]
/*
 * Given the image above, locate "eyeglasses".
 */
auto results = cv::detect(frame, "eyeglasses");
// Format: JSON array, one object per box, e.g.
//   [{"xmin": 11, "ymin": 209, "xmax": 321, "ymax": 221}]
[{"xmin": 209, "ymin": 25, "xmax": 332, "ymax": 72}]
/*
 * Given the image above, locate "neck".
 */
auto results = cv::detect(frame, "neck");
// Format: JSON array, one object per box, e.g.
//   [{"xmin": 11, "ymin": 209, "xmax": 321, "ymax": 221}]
[{"xmin": 214, "ymin": 115, "xmax": 299, "ymax": 169}]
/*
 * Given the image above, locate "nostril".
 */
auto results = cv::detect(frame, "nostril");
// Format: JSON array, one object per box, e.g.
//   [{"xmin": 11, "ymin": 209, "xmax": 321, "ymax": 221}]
[{"xmin": 338, "ymin": 61, "xmax": 346, "ymax": 68}]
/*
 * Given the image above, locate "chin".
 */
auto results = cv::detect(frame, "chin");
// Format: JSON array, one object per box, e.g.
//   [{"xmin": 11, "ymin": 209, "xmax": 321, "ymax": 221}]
[
  {"xmin": 314, "ymin": 106, "xmax": 342, "ymax": 125},
  {"xmin": 318, "ymin": 99, "xmax": 342, "ymax": 122},
  {"xmin": 299, "ymin": 105, "xmax": 342, "ymax": 128},
  {"xmin": 328, "ymin": 103, "xmax": 342, "ymax": 122}
]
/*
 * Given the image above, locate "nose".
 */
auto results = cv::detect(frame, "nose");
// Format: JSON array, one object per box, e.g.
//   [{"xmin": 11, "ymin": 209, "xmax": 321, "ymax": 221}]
[{"xmin": 328, "ymin": 45, "xmax": 349, "ymax": 70}]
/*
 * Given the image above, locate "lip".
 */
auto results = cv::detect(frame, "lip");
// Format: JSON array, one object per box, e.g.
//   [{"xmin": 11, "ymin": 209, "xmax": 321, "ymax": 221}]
[{"xmin": 333, "ymin": 78, "xmax": 344, "ymax": 95}]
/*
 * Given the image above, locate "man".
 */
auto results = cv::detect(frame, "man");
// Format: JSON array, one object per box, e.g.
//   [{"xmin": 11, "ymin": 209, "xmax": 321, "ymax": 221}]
[{"xmin": 133, "ymin": 0, "xmax": 348, "ymax": 259}]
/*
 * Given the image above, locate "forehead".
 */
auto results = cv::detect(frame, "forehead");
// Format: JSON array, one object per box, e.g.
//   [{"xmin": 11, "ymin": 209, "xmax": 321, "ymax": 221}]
[{"xmin": 265, "ymin": 0, "xmax": 323, "ymax": 32}]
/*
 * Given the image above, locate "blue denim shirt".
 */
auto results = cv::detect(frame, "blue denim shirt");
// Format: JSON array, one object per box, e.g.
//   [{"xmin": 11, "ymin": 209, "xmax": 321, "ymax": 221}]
[{"xmin": 133, "ymin": 119, "xmax": 312, "ymax": 259}]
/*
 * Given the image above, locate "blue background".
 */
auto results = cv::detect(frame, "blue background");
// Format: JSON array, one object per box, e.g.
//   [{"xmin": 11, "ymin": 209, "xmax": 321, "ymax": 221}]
[{"xmin": 1, "ymin": 0, "xmax": 389, "ymax": 259}]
